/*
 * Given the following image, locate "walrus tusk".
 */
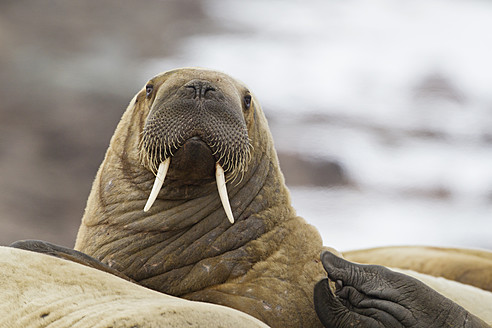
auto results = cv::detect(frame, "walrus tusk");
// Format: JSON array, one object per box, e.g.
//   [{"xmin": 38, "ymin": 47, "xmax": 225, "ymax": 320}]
[
  {"xmin": 144, "ymin": 158, "xmax": 171, "ymax": 212},
  {"xmin": 215, "ymin": 163, "xmax": 234, "ymax": 224}
]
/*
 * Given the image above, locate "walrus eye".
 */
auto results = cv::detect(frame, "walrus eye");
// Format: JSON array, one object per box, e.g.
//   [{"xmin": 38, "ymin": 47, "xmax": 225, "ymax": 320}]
[
  {"xmin": 243, "ymin": 94, "xmax": 251, "ymax": 109},
  {"xmin": 146, "ymin": 84, "xmax": 154, "ymax": 98}
]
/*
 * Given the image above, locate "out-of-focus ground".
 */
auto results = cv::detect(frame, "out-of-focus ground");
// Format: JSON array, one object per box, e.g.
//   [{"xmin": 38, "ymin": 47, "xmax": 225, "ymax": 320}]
[{"xmin": 1, "ymin": 0, "xmax": 491, "ymax": 251}]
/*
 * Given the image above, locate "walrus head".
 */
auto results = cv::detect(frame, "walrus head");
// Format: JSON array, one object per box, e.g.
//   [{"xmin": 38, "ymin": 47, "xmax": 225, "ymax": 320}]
[
  {"xmin": 138, "ymin": 70, "xmax": 253, "ymax": 222},
  {"xmin": 76, "ymin": 67, "xmax": 283, "ymax": 260}
]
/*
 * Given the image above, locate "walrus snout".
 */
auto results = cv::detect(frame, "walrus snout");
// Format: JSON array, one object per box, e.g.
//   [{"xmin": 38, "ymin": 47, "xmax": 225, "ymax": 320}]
[
  {"xmin": 140, "ymin": 76, "xmax": 250, "ymax": 178},
  {"xmin": 140, "ymin": 71, "xmax": 252, "ymax": 224}
]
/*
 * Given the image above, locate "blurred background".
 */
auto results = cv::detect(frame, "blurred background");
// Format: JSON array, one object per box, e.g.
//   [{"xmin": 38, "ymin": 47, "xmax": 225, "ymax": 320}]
[{"xmin": 1, "ymin": 0, "xmax": 491, "ymax": 251}]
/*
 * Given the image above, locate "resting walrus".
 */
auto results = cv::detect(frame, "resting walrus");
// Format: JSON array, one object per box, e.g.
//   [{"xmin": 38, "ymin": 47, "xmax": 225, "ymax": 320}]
[
  {"xmin": 9, "ymin": 68, "xmax": 491, "ymax": 327},
  {"xmin": 74, "ymin": 67, "xmax": 328, "ymax": 327}
]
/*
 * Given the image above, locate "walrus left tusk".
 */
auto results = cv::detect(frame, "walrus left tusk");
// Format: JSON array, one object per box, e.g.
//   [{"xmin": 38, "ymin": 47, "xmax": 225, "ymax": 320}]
[
  {"xmin": 144, "ymin": 158, "xmax": 171, "ymax": 212},
  {"xmin": 215, "ymin": 163, "xmax": 234, "ymax": 224}
]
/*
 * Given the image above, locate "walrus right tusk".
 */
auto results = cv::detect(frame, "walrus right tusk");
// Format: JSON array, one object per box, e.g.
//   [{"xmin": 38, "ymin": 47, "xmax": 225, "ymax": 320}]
[
  {"xmin": 216, "ymin": 163, "xmax": 235, "ymax": 224},
  {"xmin": 144, "ymin": 158, "xmax": 171, "ymax": 212}
]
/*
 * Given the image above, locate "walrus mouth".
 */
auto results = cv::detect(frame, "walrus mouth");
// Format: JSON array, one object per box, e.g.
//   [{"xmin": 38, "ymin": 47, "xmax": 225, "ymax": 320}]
[
  {"xmin": 141, "ymin": 140, "xmax": 245, "ymax": 224},
  {"xmin": 140, "ymin": 133, "xmax": 250, "ymax": 225},
  {"xmin": 143, "ymin": 158, "xmax": 234, "ymax": 224}
]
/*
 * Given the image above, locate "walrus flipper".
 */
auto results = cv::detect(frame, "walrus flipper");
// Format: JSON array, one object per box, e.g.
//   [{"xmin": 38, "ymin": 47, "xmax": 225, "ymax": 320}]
[
  {"xmin": 10, "ymin": 240, "xmax": 133, "ymax": 282},
  {"xmin": 314, "ymin": 251, "xmax": 490, "ymax": 328}
]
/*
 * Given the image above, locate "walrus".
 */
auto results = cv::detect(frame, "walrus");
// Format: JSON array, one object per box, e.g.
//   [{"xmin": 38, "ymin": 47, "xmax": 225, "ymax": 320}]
[
  {"xmin": 9, "ymin": 68, "xmax": 492, "ymax": 327},
  {"xmin": 73, "ymin": 67, "xmax": 328, "ymax": 327}
]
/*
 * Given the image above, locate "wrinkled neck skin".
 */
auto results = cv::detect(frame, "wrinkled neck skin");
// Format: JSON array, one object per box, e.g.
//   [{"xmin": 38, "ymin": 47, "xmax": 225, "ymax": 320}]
[{"xmin": 75, "ymin": 93, "xmax": 325, "ymax": 328}]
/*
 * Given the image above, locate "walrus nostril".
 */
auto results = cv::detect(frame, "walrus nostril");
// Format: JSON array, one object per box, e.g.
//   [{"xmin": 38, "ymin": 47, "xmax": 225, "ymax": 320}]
[
  {"xmin": 203, "ymin": 86, "xmax": 216, "ymax": 97},
  {"xmin": 184, "ymin": 80, "xmax": 218, "ymax": 99}
]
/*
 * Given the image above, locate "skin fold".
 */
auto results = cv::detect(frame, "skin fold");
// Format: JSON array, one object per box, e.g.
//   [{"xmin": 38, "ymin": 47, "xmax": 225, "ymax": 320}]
[{"xmin": 10, "ymin": 239, "xmax": 134, "ymax": 282}]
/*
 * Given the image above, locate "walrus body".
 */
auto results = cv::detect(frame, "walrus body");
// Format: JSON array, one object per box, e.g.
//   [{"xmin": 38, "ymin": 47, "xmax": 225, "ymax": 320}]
[
  {"xmin": 0, "ymin": 246, "xmax": 268, "ymax": 328},
  {"xmin": 74, "ymin": 68, "xmax": 326, "ymax": 327}
]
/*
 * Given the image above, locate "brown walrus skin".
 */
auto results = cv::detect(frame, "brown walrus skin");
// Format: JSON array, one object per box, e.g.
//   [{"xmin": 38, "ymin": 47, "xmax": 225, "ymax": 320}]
[{"xmin": 74, "ymin": 68, "xmax": 327, "ymax": 327}]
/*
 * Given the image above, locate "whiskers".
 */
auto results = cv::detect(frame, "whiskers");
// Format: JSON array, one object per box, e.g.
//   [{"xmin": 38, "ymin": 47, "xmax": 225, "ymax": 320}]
[{"xmin": 139, "ymin": 131, "xmax": 252, "ymax": 183}]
